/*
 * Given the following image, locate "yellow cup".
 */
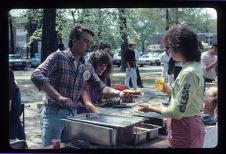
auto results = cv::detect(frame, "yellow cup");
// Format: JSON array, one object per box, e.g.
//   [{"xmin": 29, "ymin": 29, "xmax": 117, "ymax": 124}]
[{"xmin": 155, "ymin": 77, "xmax": 164, "ymax": 91}]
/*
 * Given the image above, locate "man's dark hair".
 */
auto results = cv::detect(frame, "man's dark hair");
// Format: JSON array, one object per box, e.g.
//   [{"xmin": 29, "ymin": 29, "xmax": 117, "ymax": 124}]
[
  {"xmin": 68, "ymin": 24, "xmax": 94, "ymax": 48},
  {"xmin": 163, "ymin": 25, "xmax": 201, "ymax": 62},
  {"xmin": 89, "ymin": 50, "xmax": 113, "ymax": 78}
]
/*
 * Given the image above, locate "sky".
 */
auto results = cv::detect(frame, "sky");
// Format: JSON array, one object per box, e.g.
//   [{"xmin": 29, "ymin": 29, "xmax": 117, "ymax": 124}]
[{"xmin": 206, "ymin": 8, "xmax": 217, "ymax": 19}]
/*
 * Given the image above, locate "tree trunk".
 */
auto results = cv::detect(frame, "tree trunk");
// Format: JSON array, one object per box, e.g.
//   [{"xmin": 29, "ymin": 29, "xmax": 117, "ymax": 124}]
[
  {"xmin": 9, "ymin": 14, "xmax": 15, "ymax": 54},
  {"xmin": 30, "ymin": 41, "xmax": 38, "ymax": 58},
  {"xmin": 118, "ymin": 9, "xmax": 128, "ymax": 72},
  {"xmin": 57, "ymin": 9, "xmax": 63, "ymax": 45},
  {"xmin": 97, "ymin": 10, "xmax": 103, "ymax": 41},
  {"xmin": 175, "ymin": 8, "xmax": 179, "ymax": 24},
  {"xmin": 165, "ymin": 8, "xmax": 170, "ymax": 31},
  {"xmin": 41, "ymin": 9, "xmax": 57, "ymax": 62}
]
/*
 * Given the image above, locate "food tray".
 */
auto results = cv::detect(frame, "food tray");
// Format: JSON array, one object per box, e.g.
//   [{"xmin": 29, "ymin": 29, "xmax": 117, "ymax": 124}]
[
  {"xmin": 132, "ymin": 127, "xmax": 150, "ymax": 145},
  {"xmin": 67, "ymin": 113, "xmax": 144, "ymax": 128},
  {"xmin": 134, "ymin": 112, "xmax": 168, "ymax": 135},
  {"xmin": 136, "ymin": 123, "xmax": 161, "ymax": 139}
]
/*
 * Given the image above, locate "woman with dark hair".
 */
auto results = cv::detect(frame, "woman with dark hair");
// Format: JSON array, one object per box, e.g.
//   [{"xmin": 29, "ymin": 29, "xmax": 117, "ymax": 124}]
[
  {"xmin": 77, "ymin": 50, "xmax": 113, "ymax": 113},
  {"xmin": 89, "ymin": 50, "xmax": 113, "ymax": 103},
  {"xmin": 138, "ymin": 25, "xmax": 205, "ymax": 148}
]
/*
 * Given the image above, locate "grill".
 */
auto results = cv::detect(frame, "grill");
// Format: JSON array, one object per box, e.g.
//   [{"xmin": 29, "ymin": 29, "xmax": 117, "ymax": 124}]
[{"xmin": 63, "ymin": 113, "xmax": 144, "ymax": 146}]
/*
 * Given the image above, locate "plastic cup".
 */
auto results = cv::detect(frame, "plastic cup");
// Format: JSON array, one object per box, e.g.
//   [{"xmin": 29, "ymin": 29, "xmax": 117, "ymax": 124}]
[{"xmin": 155, "ymin": 77, "xmax": 164, "ymax": 91}]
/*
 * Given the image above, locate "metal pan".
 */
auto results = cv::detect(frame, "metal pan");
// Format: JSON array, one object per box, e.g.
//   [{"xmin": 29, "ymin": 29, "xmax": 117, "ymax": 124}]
[{"xmin": 66, "ymin": 113, "xmax": 144, "ymax": 128}]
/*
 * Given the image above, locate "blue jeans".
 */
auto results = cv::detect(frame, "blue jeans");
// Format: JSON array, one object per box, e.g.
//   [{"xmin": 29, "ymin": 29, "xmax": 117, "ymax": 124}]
[
  {"xmin": 40, "ymin": 104, "xmax": 76, "ymax": 147},
  {"xmin": 125, "ymin": 67, "xmax": 137, "ymax": 89}
]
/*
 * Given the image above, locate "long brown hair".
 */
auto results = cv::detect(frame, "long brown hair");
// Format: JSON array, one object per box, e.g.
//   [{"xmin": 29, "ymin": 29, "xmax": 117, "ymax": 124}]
[{"xmin": 88, "ymin": 50, "xmax": 113, "ymax": 79}]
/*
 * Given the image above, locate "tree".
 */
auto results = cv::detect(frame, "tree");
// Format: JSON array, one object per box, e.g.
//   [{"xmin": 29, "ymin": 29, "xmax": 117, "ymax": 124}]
[
  {"xmin": 165, "ymin": 8, "xmax": 170, "ymax": 30},
  {"xmin": 10, "ymin": 8, "xmax": 217, "ymax": 60},
  {"xmin": 118, "ymin": 9, "xmax": 128, "ymax": 72},
  {"xmin": 25, "ymin": 9, "xmax": 42, "ymax": 58},
  {"xmin": 41, "ymin": 9, "xmax": 58, "ymax": 62},
  {"xmin": 9, "ymin": 14, "xmax": 15, "ymax": 54}
]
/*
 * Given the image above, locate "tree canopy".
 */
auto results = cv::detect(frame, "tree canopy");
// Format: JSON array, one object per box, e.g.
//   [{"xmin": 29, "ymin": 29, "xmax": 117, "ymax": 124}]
[{"xmin": 9, "ymin": 8, "xmax": 217, "ymax": 67}]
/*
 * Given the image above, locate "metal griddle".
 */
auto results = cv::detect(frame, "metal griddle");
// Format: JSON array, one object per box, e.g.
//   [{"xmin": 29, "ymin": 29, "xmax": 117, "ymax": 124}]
[
  {"xmin": 133, "ymin": 112, "xmax": 165, "ymax": 119},
  {"xmin": 66, "ymin": 113, "xmax": 144, "ymax": 128}
]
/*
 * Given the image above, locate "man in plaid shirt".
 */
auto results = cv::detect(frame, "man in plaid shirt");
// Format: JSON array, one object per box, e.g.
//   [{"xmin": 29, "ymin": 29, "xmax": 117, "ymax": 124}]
[{"xmin": 31, "ymin": 25, "xmax": 129, "ymax": 147}]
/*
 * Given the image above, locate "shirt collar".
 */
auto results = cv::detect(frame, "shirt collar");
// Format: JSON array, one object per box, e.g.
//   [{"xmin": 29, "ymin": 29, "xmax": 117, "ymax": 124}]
[{"xmin": 63, "ymin": 48, "xmax": 86, "ymax": 65}]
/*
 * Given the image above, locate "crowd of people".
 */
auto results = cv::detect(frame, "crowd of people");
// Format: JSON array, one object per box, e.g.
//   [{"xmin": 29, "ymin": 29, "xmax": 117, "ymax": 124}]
[{"xmin": 9, "ymin": 24, "xmax": 218, "ymax": 149}]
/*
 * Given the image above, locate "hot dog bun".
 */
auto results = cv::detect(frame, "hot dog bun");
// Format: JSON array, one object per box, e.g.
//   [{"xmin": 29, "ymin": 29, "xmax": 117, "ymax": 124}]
[{"xmin": 123, "ymin": 89, "xmax": 142, "ymax": 95}]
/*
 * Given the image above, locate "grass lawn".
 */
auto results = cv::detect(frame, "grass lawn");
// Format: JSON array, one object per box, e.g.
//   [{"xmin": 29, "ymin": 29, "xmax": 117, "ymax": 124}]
[{"xmin": 111, "ymin": 67, "xmax": 162, "ymax": 87}]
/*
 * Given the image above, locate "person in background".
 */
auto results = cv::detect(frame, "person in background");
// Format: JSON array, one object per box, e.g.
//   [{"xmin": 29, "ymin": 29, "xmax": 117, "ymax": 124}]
[
  {"xmin": 129, "ymin": 50, "xmax": 143, "ymax": 88},
  {"xmin": 174, "ymin": 61, "xmax": 183, "ymax": 81},
  {"xmin": 201, "ymin": 43, "xmax": 217, "ymax": 83},
  {"xmin": 93, "ymin": 45, "xmax": 99, "ymax": 53},
  {"xmin": 168, "ymin": 57, "xmax": 183, "ymax": 81},
  {"xmin": 125, "ymin": 42, "xmax": 138, "ymax": 89},
  {"xmin": 138, "ymin": 25, "xmax": 205, "ymax": 148},
  {"xmin": 159, "ymin": 47, "xmax": 173, "ymax": 86},
  {"xmin": 101, "ymin": 44, "xmax": 113, "ymax": 58},
  {"xmin": 31, "ymin": 25, "xmax": 132, "ymax": 147},
  {"xmin": 203, "ymin": 86, "xmax": 218, "ymax": 120},
  {"xmin": 57, "ymin": 43, "xmax": 65, "ymax": 51},
  {"xmin": 9, "ymin": 68, "xmax": 26, "ymax": 141}
]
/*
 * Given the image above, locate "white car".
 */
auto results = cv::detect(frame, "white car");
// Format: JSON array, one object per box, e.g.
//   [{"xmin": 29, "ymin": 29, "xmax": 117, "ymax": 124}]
[
  {"xmin": 9, "ymin": 54, "xmax": 27, "ymax": 70},
  {"xmin": 113, "ymin": 52, "xmax": 121, "ymax": 67},
  {"xmin": 138, "ymin": 53, "xmax": 161, "ymax": 67}
]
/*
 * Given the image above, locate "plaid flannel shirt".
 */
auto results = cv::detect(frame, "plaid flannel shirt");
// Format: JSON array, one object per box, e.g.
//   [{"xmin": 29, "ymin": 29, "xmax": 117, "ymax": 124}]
[{"xmin": 31, "ymin": 49, "xmax": 106, "ymax": 106}]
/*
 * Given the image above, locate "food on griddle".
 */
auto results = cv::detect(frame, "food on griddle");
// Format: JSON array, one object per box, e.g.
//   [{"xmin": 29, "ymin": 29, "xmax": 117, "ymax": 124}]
[
  {"xmin": 121, "ymin": 96, "xmax": 133, "ymax": 103},
  {"xmin": 123, "ymin": 89, "xmax": 142, "ymax": 95}
]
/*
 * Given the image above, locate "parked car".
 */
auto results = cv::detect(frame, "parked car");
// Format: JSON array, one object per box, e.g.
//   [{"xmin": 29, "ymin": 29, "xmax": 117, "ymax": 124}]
[
  {"xmin": 30, "ymin": 53, "xmax": 41, "ymax": 68},
  {"xmin": 9, "ymin": 54, "xmax": 27, "ymax": 70},
  {"xmin": 138, "ymin": 53, "xmax": 161, "ymax": 67},
  {"xmin": 113, "ymin": 52, "xmax": 121, "ymax": 67}
]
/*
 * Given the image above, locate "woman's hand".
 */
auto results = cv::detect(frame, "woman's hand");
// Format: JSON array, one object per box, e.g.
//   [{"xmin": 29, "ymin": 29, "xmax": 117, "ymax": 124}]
[
  {"xmin": 162, "ymin": 83, "xmax": 172, "ymax": 95},
  {"xmin": 138, "ymin": 103, "xmax": 151, "ymax": 112},
  {"xmin": 138, "ymin": 103, "xmax": 162, "ymax": 114}
]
